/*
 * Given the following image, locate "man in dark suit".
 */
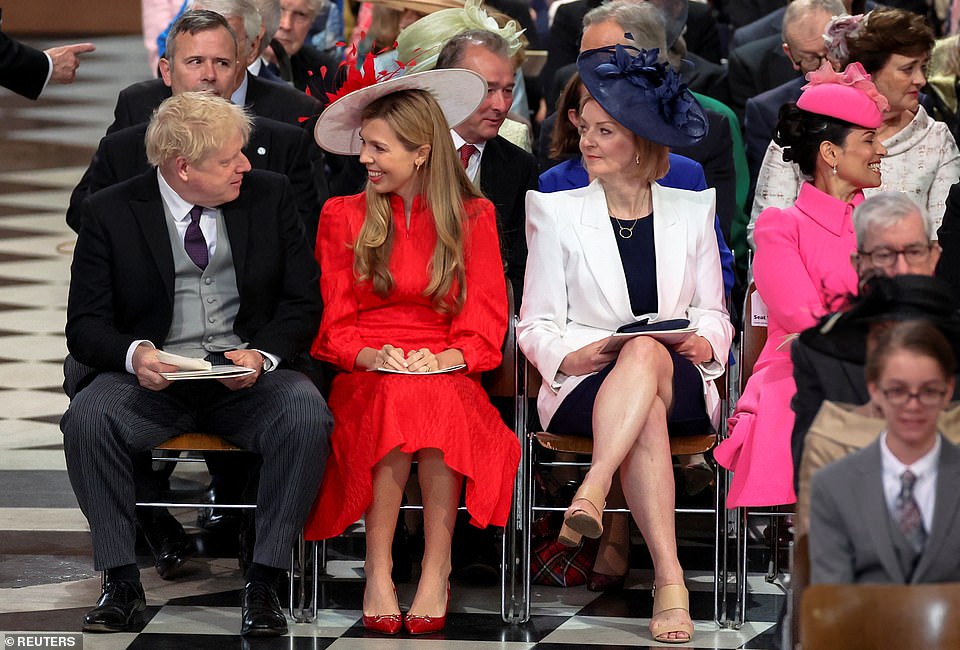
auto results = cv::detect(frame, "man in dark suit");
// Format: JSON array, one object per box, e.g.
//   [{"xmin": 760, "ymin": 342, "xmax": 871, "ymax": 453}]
[
  {"xmin": 0, "ymin": 8, "xmax": 94, "ymax": 99},
  {"xmin": 270, "ymin": 0, "xmax": 338, "ymax": 97},
  {"xmin": 71, "ymin": 9, "xmax": 325, "ymax": 577},
  {"xmin": 727, "ymin": 0, "xmax": 841, "ymax": 122},
  {"xmin": 249, "ymin": 0, "xmax": 287, "ymax": 82},
  {"xmin": 107, "ymin": 13, "xmax": 320, "ymax": 134},
  {"xmin": 67, "ymin": 11, "xmax": 325, "ymax": 241},
  {"xmin": 61, "ymin": 91, "xmax": 331, "ymax": 636},
  {"xmin": 436, "ymin": 30, "xmax": 538, "ymax": 304},
  {"xmin": 741, "ymin": 0, "xmax": 844, "ymax": 184},
  {"xmin": 792, "ymin": 193, "xmax": 944, "ymax": 479},
  {"xmin": 540, "ymin": 0, "xmax": 720, "ymax": 109}
]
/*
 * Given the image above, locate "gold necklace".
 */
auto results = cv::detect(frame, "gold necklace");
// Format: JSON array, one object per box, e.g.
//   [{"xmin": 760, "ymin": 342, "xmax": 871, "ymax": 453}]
[{"xmin": 611, "ymin": 215, "xmax": 638, "ymax": 239}]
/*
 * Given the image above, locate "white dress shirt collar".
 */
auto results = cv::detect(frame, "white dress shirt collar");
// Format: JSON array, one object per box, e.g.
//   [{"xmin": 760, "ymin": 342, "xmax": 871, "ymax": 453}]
[
  {"xmin": 230, "ymin": 70, "xmax": 249, "ymax": 107},
  {"xmin": 450, "ymin": 130, "xmax": 485, "ymax": 182}
]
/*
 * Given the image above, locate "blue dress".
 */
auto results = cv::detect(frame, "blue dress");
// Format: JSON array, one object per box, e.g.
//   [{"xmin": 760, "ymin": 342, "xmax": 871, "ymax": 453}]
[{"xmin": 546, "ymin": 214, "xmax": 709, "ymax": 437}]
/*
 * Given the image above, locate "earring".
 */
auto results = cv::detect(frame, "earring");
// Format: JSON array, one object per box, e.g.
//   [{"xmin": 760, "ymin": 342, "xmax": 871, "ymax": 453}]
[
  {"xmin": 832, "ymin": 163, "xmax": 838, "ymax": 175},
  {"xmin": 635, "ymin": 153, "xmax": 641, "ymax": 165},
  {"xmin": 415, "ymin": 160, "xmax": 423, "ymax": 171}
]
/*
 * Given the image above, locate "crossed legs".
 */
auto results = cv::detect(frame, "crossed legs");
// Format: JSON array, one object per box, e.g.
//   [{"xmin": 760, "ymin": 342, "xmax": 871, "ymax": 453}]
[{"xmin": 569, "ymin": 337, "xmax": 691, "ymax": 641}]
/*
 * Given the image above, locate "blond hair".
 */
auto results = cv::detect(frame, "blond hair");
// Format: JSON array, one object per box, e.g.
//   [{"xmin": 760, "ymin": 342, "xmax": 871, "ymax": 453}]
[
  {"xmin": 354, "ymin": 88, "xmax": 482, "ymax": 312},
  {"xmin": 145, "ymin": 92, "xmax": 253, "ymax": 167}
]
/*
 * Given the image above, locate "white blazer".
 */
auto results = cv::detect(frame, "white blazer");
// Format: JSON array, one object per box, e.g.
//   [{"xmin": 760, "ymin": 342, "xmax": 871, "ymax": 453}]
[{"xmin": 517, "ymin": 180, "xmax": 734, "ymax": 430}]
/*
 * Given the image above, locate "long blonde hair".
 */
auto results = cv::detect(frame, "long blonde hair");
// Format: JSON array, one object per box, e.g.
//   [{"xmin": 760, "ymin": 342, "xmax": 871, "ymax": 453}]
[{"xmin": 354, "ymin": 88, "xmax": 482, "ymax": 312}]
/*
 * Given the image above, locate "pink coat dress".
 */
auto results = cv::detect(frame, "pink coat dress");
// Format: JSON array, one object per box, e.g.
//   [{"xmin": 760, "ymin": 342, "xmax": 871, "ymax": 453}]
[{"xmin": 715, "ymin": 183, "xmax": 860, "ymax": 507}]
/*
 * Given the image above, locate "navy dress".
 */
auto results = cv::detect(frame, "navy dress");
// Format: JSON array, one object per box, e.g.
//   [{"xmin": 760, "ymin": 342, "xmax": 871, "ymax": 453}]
[{"xmin": 547, "ymin": 214, "xmax": 709, "ymax": 437}]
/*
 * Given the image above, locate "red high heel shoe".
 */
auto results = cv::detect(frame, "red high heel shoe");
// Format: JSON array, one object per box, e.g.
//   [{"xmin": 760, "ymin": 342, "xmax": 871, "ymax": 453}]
[
  {"xmin": 362, "ymin": 588, "xmax": 402, "ymax": 635},
  {"xmin": 403, "ymin": 583, "xmax": 450, "ymax": 635}
]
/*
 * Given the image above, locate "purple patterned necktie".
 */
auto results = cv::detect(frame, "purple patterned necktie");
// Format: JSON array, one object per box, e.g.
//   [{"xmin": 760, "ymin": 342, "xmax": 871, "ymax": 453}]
[
  {"xmin": 184, "ymin": 205, "xmax": 209, "ymax": 270},
  {"xmin": 895, "ymin": 469, "xmax": 927, "ymax": 553}
]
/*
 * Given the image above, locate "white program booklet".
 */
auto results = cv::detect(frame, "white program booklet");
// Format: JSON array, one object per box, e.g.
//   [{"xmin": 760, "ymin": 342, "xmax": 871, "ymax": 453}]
[
  {"xmin": 374, "ymin": 364, "xmax": 467, "ymax": 375},
  {"xmin": 156, "ymin": 350, "xmax": 212, "ymax": 371}
]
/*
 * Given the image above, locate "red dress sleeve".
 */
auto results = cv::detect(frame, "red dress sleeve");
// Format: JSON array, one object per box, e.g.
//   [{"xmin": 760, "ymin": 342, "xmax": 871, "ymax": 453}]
[
  {"xmin": 311, "ymin": 195, "xmax": 367, "ymax": 371},
  {"xmin": 449, "ymin": 198, "xmax": 509, "ymax": 373}
]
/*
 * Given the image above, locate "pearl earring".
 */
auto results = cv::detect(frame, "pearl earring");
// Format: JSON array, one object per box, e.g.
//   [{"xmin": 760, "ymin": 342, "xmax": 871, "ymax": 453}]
[
  {"xmin": 832, "ymin": 163, "xmax": 838, "ymax": 175},
  {"xmin": 635, "ymin": 153, "xmax": 641, "ymax": 165}
]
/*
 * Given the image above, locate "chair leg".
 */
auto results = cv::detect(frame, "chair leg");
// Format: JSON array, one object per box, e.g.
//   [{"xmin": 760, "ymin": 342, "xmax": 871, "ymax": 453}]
[
  {"xmin": 501, "ymin": 380, "xmax": 531, "ymax": 623},
  {"xmin": 289, "ymin": 530, "xmax": 318, "ymax": 623}
]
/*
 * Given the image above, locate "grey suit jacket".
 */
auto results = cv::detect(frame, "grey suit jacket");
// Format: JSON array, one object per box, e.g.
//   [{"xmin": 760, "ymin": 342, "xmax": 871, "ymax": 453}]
[{"xmin": 810, "ymin": 436, "xmax": 960, "ymax": 584}]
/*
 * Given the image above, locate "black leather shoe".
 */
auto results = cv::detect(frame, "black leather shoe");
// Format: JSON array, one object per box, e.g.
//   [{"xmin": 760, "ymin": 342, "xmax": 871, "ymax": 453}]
[
  {"xmin": 138, "ymin": 509, "xmax": 195, "ymax": 580},
  {"xmin": 241, "ymin": 580, "xmax": 288, "ymax": 637},
  {"xmin": 82, "ymin": 580, "xmax": 146, "ymax": 632},
  {"xmin": 145, "ymin": 527, "xmax": 194, "ymax": 580}
]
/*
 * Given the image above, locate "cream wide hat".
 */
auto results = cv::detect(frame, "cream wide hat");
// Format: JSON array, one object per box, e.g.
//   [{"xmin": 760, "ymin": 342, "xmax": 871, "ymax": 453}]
[{"xmin": 313, "ymin": 68, "xmax": 487, "ymax": 155}]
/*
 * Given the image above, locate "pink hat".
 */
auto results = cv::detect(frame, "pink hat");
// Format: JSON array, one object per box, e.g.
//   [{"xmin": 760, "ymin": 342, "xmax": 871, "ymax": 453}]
[{"xmin": 796, "ymin": 61, "xmax": 889, "ymax": 129}]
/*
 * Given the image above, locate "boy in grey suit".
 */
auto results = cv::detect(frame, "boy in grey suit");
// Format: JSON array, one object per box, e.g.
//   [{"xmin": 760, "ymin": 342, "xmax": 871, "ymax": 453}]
[{"xmin": 810, "ymin": 320, "xmax": 960, "ymax": 584}]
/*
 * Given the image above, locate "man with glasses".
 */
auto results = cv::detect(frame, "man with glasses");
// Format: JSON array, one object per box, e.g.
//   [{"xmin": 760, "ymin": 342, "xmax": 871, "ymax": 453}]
[
  {"xmin": 742, "ymin": 0, "xmax": 845, "ymax": 183},
  {"xmin": 266, "ymin": 0, "xmax": 336, "ymax": 97},
  {"xmin": 790, "ymin": 192, "xmax": 948, "ymax": 478}
]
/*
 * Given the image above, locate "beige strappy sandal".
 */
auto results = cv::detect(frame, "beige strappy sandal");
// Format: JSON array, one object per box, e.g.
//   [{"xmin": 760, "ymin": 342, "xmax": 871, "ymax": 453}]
[
  {"xmin": 558, "ymin": 483, "xmax": 606, "ymax": 547},
  {"xmin": 649, "ymin": 583, "xmax": 694, "ymax": 644}
]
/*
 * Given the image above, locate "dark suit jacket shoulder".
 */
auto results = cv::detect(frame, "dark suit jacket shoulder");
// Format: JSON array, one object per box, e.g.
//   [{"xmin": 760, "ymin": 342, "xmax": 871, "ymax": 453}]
[
  {"xmin": 673, "ymin": 108, "xmax": 736, "ymax": 241},
  {"xmin": 937, "ymin": 181, "xmax": 960, "ymax": 298},
  {"xmin": 0, "ymin": 28, "xmax": 49, "ymax": 99},
  {"xmin": 66, "ymin": 169, "xmax": 321, "ymax": 375},
  {"xmin": 107, "ymin": 78, "xmax": 171, "ymax": 134},
  {"xmin": 67, "ymin": 117, "xmax": 325, "ymax": 240},
  {"xmin": 730, "ymin": 7, "xmax": 783, "ymax": 50},
  {"xmin": 289, "ymin": 44, "xmax": 337, "ymax": 98},
  {"xmin": 744, "ymin": 76, "xmax": 804, "ymax": 182},
  {"xmin": 684, "ymin": 1, "xmax": 723, "ymax": 64},
  {"xmin": 727, "ymin": 33, "xmax": 797, "ymax": 120},
  {"xmin": 107, "ymin": 74, "xmax": 322, "ymax": 134},
  {"xmin": 479, "ymin": 136, "xmax": 538, "ymax": 302}
]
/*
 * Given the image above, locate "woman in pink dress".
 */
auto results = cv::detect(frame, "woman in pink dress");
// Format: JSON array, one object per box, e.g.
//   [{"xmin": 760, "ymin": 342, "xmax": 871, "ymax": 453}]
[
  {"xmin": 303, "ymin": 69, "xmax": 520, "ymax": 635},
  {"xmin": 715, "ymin": 62, "xmax": 889, "ymax": 507}
]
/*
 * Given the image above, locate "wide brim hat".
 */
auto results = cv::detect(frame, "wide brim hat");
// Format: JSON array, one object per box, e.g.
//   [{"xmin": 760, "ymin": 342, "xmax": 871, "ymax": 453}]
[
  {"xmin": 313, "ymin": 68, "xmax": 486, "ymax": 155},
  {"xmin": 796, "ymin": 61, "xmax": 888, "ymax": 129},
  {"xmin": 577, "ymin": 44, "xmax": 708, "ymax": 149},
  {"xmin": 364, "ymin": 0, "xmax": 463, "ymax": 14},
  {"xmin": 799, "ymin": 274, "xmax": 960, "ymax": 364}
]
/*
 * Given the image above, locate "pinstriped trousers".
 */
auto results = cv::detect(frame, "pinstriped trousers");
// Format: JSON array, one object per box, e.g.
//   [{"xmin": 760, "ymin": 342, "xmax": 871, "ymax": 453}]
[{"xmin": 60, "ymin": 368, "xmax": 332, "ymax": 572}]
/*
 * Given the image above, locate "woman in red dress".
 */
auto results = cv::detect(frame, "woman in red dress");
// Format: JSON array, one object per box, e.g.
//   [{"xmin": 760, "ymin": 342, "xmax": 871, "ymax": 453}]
[{"xmin": 304, "ymin": 69, "xmax": 521, "ymax": 635}]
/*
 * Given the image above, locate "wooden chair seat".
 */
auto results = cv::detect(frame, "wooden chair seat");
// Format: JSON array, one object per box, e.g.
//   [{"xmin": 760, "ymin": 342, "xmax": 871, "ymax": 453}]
[
  {"xmin": 801, "ymin": 582, "xmax": 960, "ymax": 648},
  {"xmin": 155, "ymin": 432, "xmax": 242, "ymax": 452},
  {"xmin": 534, "ymin": 431, "xmax": 717, "ymax": 457}
]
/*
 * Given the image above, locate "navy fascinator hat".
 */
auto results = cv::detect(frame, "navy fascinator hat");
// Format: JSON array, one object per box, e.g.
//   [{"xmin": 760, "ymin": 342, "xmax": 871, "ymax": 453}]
[{"xmin": 576, "ymin": 44, "xmax": 708, "ymax": 149}]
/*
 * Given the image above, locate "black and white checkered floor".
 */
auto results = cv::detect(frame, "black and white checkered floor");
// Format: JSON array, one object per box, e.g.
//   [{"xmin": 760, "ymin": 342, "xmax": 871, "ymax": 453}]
[{"xmin": 0, "ymin": 34, "xmax": 784, "ymax": 649}]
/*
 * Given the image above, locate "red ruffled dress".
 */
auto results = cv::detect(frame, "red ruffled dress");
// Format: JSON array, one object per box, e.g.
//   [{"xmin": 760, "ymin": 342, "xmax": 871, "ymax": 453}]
[{"xmin": 304, "ymin": 192, "xmax": 521, "ymax": 540}]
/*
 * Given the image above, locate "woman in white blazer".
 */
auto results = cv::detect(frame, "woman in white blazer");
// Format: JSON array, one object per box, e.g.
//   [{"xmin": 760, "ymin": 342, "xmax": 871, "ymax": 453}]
[{"xmin": 517, "ymin": 44, "xmax": 734, "ymax": 644}]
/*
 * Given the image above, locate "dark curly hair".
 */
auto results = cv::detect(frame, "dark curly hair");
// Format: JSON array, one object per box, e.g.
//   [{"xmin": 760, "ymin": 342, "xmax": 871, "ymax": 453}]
[
  {"xmin": 773, "ymin": 103, "xmax": 855, "ymax": 176},
  {"xmin": 845, "ymin": 7, "xmax": 934, "ymax": 74}
]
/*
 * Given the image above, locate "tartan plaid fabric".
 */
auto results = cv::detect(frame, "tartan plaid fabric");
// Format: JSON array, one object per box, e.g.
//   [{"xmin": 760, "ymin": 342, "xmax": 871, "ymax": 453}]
[{"xmin": 530, "ymin": 514, "xmax": 598, "ymax": 587}]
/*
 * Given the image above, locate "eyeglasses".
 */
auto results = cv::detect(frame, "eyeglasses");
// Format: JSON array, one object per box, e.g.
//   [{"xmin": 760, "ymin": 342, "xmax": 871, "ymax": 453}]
[
  {"xmin": 879, "ymin": 385, "xmax": 949, "ymax": 407},
  {"xmin": 856, "ymin": 243, "xmax": 935, "ymax": 268},
  {"xmin": 790, "ymin": 52, "xmax": 826, "ymax": 71}
]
